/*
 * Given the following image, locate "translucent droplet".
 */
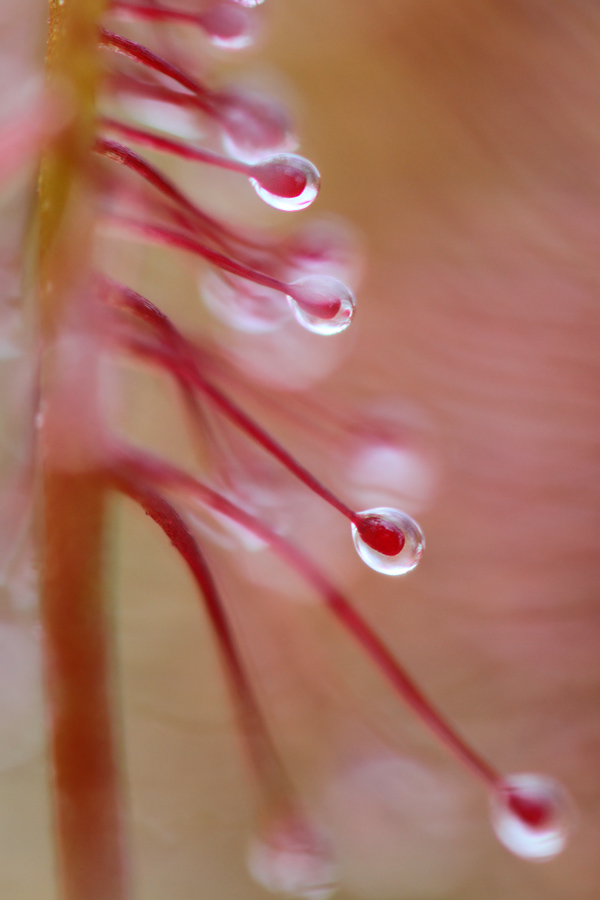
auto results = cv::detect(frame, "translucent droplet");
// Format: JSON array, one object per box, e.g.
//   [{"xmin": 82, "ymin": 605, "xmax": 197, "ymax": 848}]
[
  {"xmin": 250, "ymin": 154, "xmax": 320, "ymax": 211},
  {"xmin": 282, "ymin": 215, "xmax": 364, "ymax": 287},
  {"xmin": 351, "ymin": 507, "xmax": 424, "ymax": 575},
  {"xmin": 232, "ymin": 0, "xmax": 264, "ymax": 7},
  {"xmin": 490, "ymin": 773, "xmax": 574, "ymax": 861},
  {"xmin": 201, "ymin": 1, "xmax": 255, "ymax": 50},
  {"xmin": 202, "ymin": 271, "xmax": 290, "ymax": 333},
  {"xmin": 247, "ymin": 814, "xmax": 337, "ymax": 900},
  {"xmin": 220, "ymin": 88, "xmax": 298, "ymax": 163},
  {"xmin": 287, "ymin": 276, "xmax": 355, "ymax": 336}
]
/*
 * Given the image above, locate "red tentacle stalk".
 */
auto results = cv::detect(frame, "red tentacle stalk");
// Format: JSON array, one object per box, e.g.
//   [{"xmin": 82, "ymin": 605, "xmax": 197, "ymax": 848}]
[
  {"xmin": 96, "ymin": 138, "xmax": 235, "ymax": 249},
  {"xmin": 104, "ymin": 279, "xmax": 358, "ymax": 521},
  {"xmin": 105, "ymin": 216, "xmax": 345, "ymax": 321},
  {"xmin": 100, "ymin": 30, "xmax": 215, "ymax": 111},
  {"xmin": 117, "ymin": 477, "xmax": 295, "ymax": 807},
  {"xmin": 112, "ymin": 447, "xmax": 501, "ymax": 789},
  {"xmin": 100, "ymin": 118, "xmax": 250, "ymax": 174}
]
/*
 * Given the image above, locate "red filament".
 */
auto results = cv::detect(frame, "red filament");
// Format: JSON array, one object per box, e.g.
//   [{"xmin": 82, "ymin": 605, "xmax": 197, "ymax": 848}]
[{"xmin": 357, "ymin": 516, "xmax": 405, "ymax": 557}]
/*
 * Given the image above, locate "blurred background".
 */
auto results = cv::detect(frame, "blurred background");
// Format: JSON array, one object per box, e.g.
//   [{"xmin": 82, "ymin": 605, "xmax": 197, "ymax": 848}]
[{"xmin": 2, "ymin": 1, "xmax": 600, "ymax": 898}]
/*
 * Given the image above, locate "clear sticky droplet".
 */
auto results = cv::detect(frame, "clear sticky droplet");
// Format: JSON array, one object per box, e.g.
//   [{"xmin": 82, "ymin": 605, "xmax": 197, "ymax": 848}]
[
  {"xmin": 351, "ymin": 507, "xmax": 424, "ymax": 575},
  {"xmin": 200, "ymin": 1, "xmax": 255, "ymax": 50},
  {"xmin": 287, "ymin": 276, "xmax": 355, "ymax": 335},
  {"xmin": 232, "ymin": 0, "xmax": 264, "ymax": 6},
  {"xmin": 247, "ymin": 814, "xmax": 337, "ymax": 900},
  {"xmin": 219, "ymin": 88, "xmax": 298, "ymax": 163},
  {"xmin": 202, "ymin": 271, "xmax": 290, "ymax": 333},
  {"xmin": 250, "ymin": 154, "xmax": 320, "ymax": 211},
  {"xmin": 282, "ymin": 215, "xmax": 364, "ymax": 287},
  {"xmin": 490, "ymin": 774, "xmax": 574, "ymax": 861}
]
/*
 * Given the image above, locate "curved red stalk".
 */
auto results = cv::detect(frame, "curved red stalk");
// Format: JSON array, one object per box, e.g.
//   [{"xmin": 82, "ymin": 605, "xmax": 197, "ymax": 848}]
[
  {"xmin": 104, "ymin": 280, "xmax": 358, "ymax": 521},
  {"xmin": 109, "ymin": 0, "xmax": 207, "ymax": 27},
  {"xmin": 112, "ymin": 448, "xmax": 500, "ymax": 789},
  {"xmin": 117, "ymin": 478, "xmax": 295, "ymax": 806},
  {"xmin": 100, "ymin": 117, "xmax": 250, "ymax": 174},
  {"xmin": 100, "ymin": 30, "xmax": 215, "ymax": 112},
  {"xmin": 108, "ymin": 214, "xmax": 291, "ymax": 291},
  {"xmin": 106, "ymin": 215, "xmax": 342, "ymax": 321},
  {"xmin": 97, "ymin": 138, "xmax": 237, "ymax": 248}
]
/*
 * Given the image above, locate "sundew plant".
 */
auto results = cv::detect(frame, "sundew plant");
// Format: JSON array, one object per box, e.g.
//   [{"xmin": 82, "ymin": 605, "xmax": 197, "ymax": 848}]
[{"xmin": 1, "ymin": 0, "xmax": 594, "ymax": 898}]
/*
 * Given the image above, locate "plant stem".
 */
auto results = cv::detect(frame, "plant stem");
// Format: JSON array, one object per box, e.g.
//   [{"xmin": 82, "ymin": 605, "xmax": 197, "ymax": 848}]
[{"xmin": 38, "ymin": 1, "xmax": 130, "ymax": 899}]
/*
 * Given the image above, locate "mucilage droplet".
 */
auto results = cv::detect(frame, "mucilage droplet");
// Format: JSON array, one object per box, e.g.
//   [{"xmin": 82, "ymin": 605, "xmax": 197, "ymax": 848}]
[
  {"xmin": 220, "ymin": 88, "xmax": 297, "ymax": 163},
  {"xmin": 247, "ymin": 813, "xmax": 338, "ymax": 900},
  {"xmin": 490, "ymin": 773, "xmax": 574, "ymax": 861},
  {"xmin": 250, "ymin": 154, "xmax": 320, "ymax": 211},
  {"xmin": 201, "ymin": 271, "xmax": 290, "ymax": 333},
  {"xmin": 286, "ymin": 276, "xmax": 355, "ymax": 335},
  {"xmin": 351, "ymin": 507, "xmax": 424, "ymax": 575},
  {"xmin": 200, "ymin": 0, "xmax": 255, "ymax": 50}
]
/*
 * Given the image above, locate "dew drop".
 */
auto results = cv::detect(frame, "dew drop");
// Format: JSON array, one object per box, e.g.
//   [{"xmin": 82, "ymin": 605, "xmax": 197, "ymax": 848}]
[
  {"xmin": 250, "ymin": 154, "xmax": 320, "ymax": 211},
  {"xmin": 351, "ymin": 507, "xmax": 424, "ymax": 575},
  {"xmin": 219, "ymin": 88, "xmax": 298, "ymax": 163},
  {"xmin": 247, "ymin": 814, "xmax": 338, "ymax": 900},
  {"xmin": 490, "ymin": 773, "xmax": 574, "ymax": 861},
  {"xmin": 202, "ymin": 271, "xmax": 290, "ymax": 333},
  {"xmin": 200, "ymin": 1, "xmax": 255, "ymax": 50},
  {"xmin": 286, "ymin": 276, "xmax": 355, "ymax": 335}
]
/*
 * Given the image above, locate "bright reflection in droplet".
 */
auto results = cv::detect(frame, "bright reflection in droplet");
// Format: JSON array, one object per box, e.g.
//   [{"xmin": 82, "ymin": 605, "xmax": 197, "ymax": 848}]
[
  {"xmin": 250, "ymin": 154, "xmax": 320, "ymax": 211},
  {"xmin": 287, "ymin": 276, "xmax": 355, "ymax": 335},
  {"xmin": 247, "ymin": 814, "xmax": 338, "ymax": 900},
  {"xmin": 351, "ymin": 507, "xmax": 425, "ymax": 575},
  {"xmin": 490, "ymin": 773, "xmax": 574, "ymax": 861}
]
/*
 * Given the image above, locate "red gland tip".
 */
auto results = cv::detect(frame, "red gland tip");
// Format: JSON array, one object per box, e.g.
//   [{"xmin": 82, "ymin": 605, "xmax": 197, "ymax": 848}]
[
  {"xmin": 507, "ymin": 789, "xmax": 554, "ymax": 829},
  {"xmin": 253, "ymin": 160, "xmax": 308, "ymax": 198},
  {"xmin": 356, "ymin": 515, "xmax": 405, "ymax": 557}
]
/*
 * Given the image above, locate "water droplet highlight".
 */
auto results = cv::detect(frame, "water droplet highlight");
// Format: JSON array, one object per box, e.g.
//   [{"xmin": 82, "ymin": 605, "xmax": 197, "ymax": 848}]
[
  {"xmin": 352, "ymin": 507, "xmax": 424, "ymax": 575},
  {"xmin": 287, "ymin": 276, "xmax": 355, "ymax": 335},
  {"xmin": 490, "ymin": 773, "xmax": 574, "ymax": 861},
  {"xmin": 250, "ymin": 154, "xmax": 320, "ymax": 211},
  {"xmin": 247, "ymin": 814, "xmax": 338, "ymax": 900}
]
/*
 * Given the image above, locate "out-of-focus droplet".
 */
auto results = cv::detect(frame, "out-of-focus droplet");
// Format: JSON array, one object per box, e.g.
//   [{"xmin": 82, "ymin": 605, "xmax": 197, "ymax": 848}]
[
  {"xmin": 349, "ymin": 443, "xmax": 436, "ymax": 514},
  {"xmin": 231, "ymin": 0, "xmax": 264, "ymax": 7},
  {"xmin": 287, "ymin": 276, "xmax": 355, "ymax": 335},
  {"xmin": 200, "ymin": 0, "xmax": 255, "ymax": 50},
  {"xmin": 351, "ymin": 507, "xmax": 424, "ymax": 575},
  {"xmin": 250, "ymin": 154, "xmax": 320, "ymax": 211},
  {"xmin": 202, "ymin": 271, "xmax": 290, "ymax": 333},
  {"xmin": 119, "ymin": 96, "xmax": 204, "ymax": 140},
  {"xmin": 219, "ymin": 88, "xmax": 298, "ymax": 163},
  {"xmin": 490, "ymin": 773, "xmax": 574, "ymax": 861},
  {"xmin": 282, "ymin": 215, "xmax": 364, "ymax": 287},
  {"xmin": 247, "ymin": 813, "xmax": 338, "ymax": 900}
]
